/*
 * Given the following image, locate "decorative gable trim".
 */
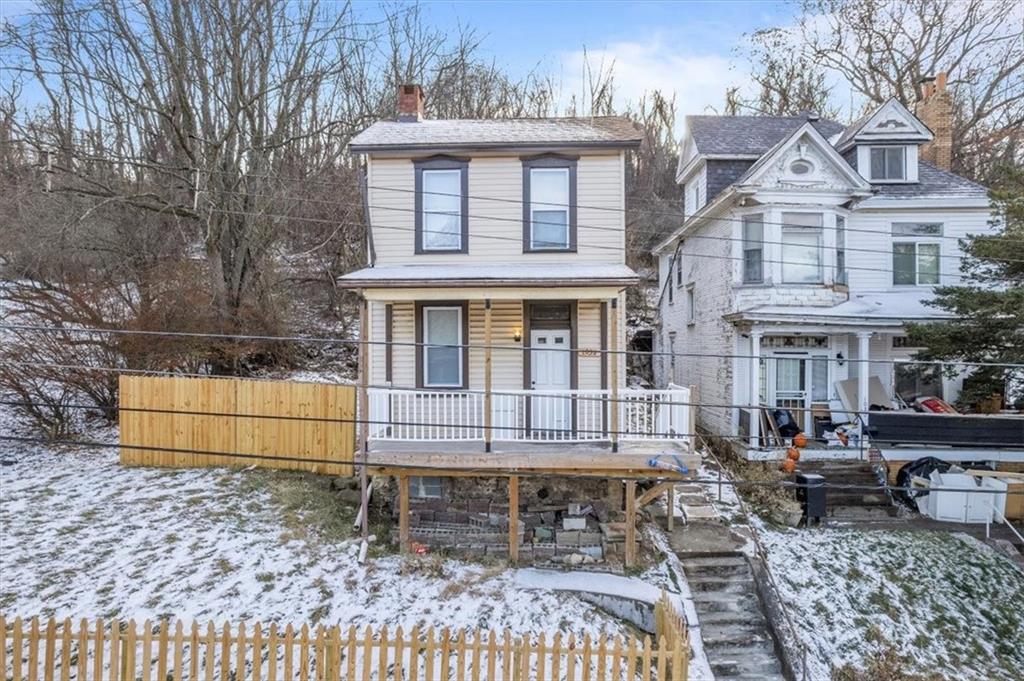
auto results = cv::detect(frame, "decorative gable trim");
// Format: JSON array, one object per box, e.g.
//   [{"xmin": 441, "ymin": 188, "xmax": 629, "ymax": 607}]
[
  {"xmin": 734, "ymin": 122, "xmax": 872, "ymax": 193},
  {"xmin": 835, "ymin": 99, "xmax": 933, "ymax": 152}
]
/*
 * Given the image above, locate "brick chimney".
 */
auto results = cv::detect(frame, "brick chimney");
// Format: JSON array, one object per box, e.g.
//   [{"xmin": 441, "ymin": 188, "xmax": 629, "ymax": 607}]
[
  {"xmin": 914, "ymin": 72, "xmax": 952, "ymax": 170},
  {"xmin": 397, "ymin": 84, "xmax": 424, "ymax": 122}
]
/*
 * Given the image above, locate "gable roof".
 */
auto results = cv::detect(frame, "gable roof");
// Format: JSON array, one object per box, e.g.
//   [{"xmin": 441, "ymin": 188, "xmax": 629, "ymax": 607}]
[
  {"xmin": 349, "ymin": 116, "xmax": 642, "ymax": 153},
  {"xmin": 833, "ymin": 98, "xmax": 932, "ymax": 152},
  {"xmin": 730, "ymin": 121, "xmax": 872, "ymax": 191},
  {"xmin": 686, "ymin": 114, "xmax": 846, "ymax": 156}
]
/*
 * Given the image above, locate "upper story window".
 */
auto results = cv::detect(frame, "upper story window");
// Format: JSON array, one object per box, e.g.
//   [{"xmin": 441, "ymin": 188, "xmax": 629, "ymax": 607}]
[
  {"xmin": 418, "ymin": 303, "xmax": 467, "ymax": 388},
  {"xmin": 523, "ymin": 156, "xmax": 577, "ymax": 252},
  {"xmin": 869, "ymin": 146, "xmax": 906, "ymax": 181},
  {"xmin": 415, "ymin": 157, "xmax": 468, "ymax": 253},
  {"xmin": 675, "ymin": 250, "xmax": 683, "ymax": 287},
  {"xmin": 781, "ymin": 212, "xmax": 823, "ymax": 284},
  {"xmin": 742, "ymin": 214, "xmax": 764, "ymax": 284},
  {"xmin": 892, "ymin": 222, "xmax": 942, "ymax": 286},
  {"xmin": 835, "ymin": 215, "xmax": 847, "ymax": 285},
  {"xmin": 686, "ymin": 284, "xmax": 696, "ymax": 325}
]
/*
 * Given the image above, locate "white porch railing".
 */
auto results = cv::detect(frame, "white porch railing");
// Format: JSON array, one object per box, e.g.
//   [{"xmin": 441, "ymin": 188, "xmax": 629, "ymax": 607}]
[{"xmin": 367, "ymin": 386, "xmax": 692, "ymax": 444}]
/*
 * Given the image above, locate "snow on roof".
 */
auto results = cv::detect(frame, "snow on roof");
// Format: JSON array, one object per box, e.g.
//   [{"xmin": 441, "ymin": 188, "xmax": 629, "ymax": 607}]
[
  {"xmin": 338, "ymin": 262, "xmax": 639, "ymax": 287},
  {"xmin": 349, "ymin": 116, "xmax": 642, "ymax": 152},
  {"xmin": 731, "ymin": 291, "xmax": 953, "ymax": 325}
]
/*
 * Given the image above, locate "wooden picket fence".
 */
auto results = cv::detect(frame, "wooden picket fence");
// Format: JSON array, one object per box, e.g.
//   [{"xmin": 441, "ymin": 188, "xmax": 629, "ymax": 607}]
[
  {"xmin": 119, "ymin": 375, "xmax": 356, "ymax": 476},
  {"xmin": 0, "ymin": 596, "xmax": 689, "ymax": 680}
]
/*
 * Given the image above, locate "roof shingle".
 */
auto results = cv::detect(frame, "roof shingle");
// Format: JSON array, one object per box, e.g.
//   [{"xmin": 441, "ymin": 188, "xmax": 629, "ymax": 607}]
[
  {"xmin": 349, "ymin": 116, "xmax": 642, "ymax": 152},
  {"xmin": 686, "ymin": 114, "xmax": 845, "ymax": 156},
  {"xmin": 872, "ymin": 162, "xmax": 988, "ymax": 199}
]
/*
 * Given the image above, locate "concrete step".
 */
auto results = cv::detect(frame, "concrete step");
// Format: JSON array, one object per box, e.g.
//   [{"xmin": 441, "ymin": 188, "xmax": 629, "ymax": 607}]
[
  {"xmin": 684, "ymin": 563, "xmax": 751, "ymax": 579},
  {"xmin": 709, "ymin": 642, "xmax": 785, "ymax": 678},
  {"xmin": 686, "ymin": 575, "xmax": 756, "ymax": 593},
  {"xmin": 682, "ymin": 554, "xmax": 748, "ymax": 568},
  {"xmin": 701, "ymin": 623, "xmax": 774, "ymax": 646}
]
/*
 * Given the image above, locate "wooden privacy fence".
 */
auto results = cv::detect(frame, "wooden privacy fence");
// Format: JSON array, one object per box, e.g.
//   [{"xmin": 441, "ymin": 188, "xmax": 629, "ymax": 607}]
[
  {"xmin": 1, "ymin": 599, "xmax": 689, "ymax": 680},
  {"xmin": 119, "ymin": 375, "xmax": 356, "ymax": 476}
]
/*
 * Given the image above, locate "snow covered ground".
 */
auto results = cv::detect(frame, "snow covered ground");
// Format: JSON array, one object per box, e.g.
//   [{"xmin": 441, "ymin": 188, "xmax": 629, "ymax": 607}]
[
  {"xmin": 692, "ymin": 459, "xmax": 1024, "ymax": 680},
  {"xmin": 757, "ymin": 525, "xmax": 1024, "ymax": 680},
  {"xmin": 0, "ymin": 408, "xmax": 630, "ymax": 638}
]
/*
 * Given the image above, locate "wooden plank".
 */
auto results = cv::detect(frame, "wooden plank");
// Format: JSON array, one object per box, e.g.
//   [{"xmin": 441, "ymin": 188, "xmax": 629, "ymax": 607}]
[
  {"xmin": 666, "ymin": 484, "xmax": 675, "ymax": 532},
  {"xmin": 625, "ymin": 481, "xmax": 637, "ymax": 568},
  {"xmin": 634, "ymin": 482, "xmax": 673, "ymax": 510},
  {"xmin": 43, "ymin": 617, "xmax": 56, "ymax": 681},
  {"xmin": 508, "ymin": 475, "xmax": 520, "ymax": 564},
  {"xmin": 141, "ymin": 620, "xmax": 153, "ymax": 681},
  {"xmin": 399, "ymin": 475, "xmax": 411, "ymax": 552},
  {"xmin": 12, "ymin": 617, "xmax": 23, "ymax": 681}
]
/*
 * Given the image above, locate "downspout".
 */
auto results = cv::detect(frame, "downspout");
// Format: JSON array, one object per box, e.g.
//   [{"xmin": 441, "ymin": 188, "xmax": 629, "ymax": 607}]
[{"xmin": 359, "ymin": 160, "xmax": 376, "ymax": 267}]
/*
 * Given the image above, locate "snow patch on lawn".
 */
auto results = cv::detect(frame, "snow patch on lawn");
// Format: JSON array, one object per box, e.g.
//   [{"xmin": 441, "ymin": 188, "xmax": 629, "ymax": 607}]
[
  {"xmin": 756, "ymin": 523, "xmax": 1024, "ymax": 680},
  {"xmin": 0, "ymin": 410, "xmax": 628, "ymax": 638}
]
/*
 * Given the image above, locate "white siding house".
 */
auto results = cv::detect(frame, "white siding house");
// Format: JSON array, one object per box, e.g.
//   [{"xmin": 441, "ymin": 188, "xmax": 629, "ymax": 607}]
[{"xmin": 652, "ymin": 78, "xmax": 1016, "ymax": 462}]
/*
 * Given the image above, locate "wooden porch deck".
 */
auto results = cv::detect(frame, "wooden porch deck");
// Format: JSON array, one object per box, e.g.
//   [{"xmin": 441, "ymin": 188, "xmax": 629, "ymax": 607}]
[{"xmin": 366, "ymin": 439, "xmax": 699, "ymax": 479}]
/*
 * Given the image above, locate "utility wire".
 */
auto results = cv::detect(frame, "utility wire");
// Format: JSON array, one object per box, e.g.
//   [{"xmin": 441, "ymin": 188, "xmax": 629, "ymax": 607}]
[
  {"xmin": 4, "ymin": 323, "xmax": 1024, "ymax": 370},
  {"xmin": 1, "ymin": 433, "xmax": 1021, "ymax": 496}
]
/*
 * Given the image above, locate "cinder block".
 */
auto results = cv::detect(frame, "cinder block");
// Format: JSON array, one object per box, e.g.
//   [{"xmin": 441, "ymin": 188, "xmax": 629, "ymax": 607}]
[
  {"xmin": 556, "ymin": 530, "xmax": 581, "ymax": 545},
  {"xmin": 562, "ymin": 517, "xmax": 587, "ymax": 530}
]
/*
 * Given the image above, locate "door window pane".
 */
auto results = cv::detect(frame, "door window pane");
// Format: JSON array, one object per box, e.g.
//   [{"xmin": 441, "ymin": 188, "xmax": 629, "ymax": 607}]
[
  {"xmin": 811, "ymin": 357, "xmax": 829, "ymax": 402},
  {"xmin": 424, "ymin": 307, "xmax": 462, "ymax": 386},
  {"xmin": 422, "ymin": 170, "xmax": 462, "ymax": 250},
  {"xmin": 530, "ymin": 168, "xmax": 570, "ymax": 249},
  {"xmin": 776, "ymin": 358, "xmax": 804, "ymax": 392}
]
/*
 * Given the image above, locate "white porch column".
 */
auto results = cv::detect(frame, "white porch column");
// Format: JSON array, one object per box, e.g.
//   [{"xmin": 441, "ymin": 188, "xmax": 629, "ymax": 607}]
[
  {"xmin": 749, "ymin": 329, "xmax": 763, "ymax": 447},
  {"xmin": 856, "ymin": 331, "xmax": 873, "ymax": 430}
]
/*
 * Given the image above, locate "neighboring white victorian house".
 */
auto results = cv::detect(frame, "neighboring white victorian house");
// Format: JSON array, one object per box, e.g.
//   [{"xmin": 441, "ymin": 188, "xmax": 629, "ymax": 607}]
[{"xmin": 652, "ymin": 75, "xmax": 997, "ymax": 458}]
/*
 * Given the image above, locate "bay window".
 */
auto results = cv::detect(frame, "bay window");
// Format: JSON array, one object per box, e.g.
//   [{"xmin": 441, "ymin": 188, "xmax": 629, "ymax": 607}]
[
  {"xmin": 523, "ymin": 156, "xmax": 576, "ymax": 251},
  {"xmin": 418, "ymin": 304, "xmax": 467, "ymax": 388},
  {"xmin": 415, "ymin": 158, "xmax": 468, "ymax": 253},
  {"xmin": 892, "ymin": 223, "xmax": 941, "ymax": 286},
  {"xmin": 781, "ymin": 212, "xmax": 823, "ymax": 283}
]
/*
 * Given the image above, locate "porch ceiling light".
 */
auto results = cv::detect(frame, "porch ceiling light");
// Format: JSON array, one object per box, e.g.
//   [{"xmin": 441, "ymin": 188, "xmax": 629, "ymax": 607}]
[{"xmin": 836, "ymin": 351, "xmax": 845, "ymax": 366}]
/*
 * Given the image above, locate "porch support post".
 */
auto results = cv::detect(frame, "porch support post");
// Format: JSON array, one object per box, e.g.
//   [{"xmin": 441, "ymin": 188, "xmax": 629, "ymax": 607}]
[
  {"xmin": 610, "ymin": 297, "xmax": 620, "ymax": 453},
  {"xmin": 398, "ymin": 474, "xmax": 410, "ymax": 553},
  {"xmin": 484, "ymin": 299, "xmax": 493, "ymax": 453},
  {"xmin": 749, "ymin": 329, "xmax": 763, "ymax": 448},
  {"xmin": 857, "ymin": 331, "xmax": 873, "ymax": 431},
  {"xmin": 508, "ymin": 475, "xmax": 519, "ymax": 564},
  {"xmin": 358, "ymin": 293, "xmax": 370, "ymax": 540},
  {"xmin": 624, "ymin": 479, "xmax": 637, "ymax": 567},
  {"xmin": 666, "ymin": 483, "xmax": 675, "ymax": 532}
]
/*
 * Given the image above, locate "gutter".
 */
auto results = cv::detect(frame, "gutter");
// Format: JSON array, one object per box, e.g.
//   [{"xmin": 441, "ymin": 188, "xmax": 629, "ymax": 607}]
[
  {"xmin": 349, "ymin": 139, "xmax": 642, "ymax": 155},
  {"xmin": 337, "ymin": 277, "xmax": 641, "ymax": 289}
]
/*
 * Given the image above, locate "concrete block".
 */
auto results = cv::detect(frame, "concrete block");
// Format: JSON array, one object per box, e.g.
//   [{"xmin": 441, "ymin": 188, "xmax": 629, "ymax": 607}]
[
  {"xmin": 568, "ymin": 503, "xmax": 583, "ymax": 516},
  {"xmin": 556, "ymin": 530, "xmax": 581, "ymax": 545},
  {"xmin": 577, "ymin": 531, "xmax": 602, "ymax": 545},
  {"xmin": 534, "ymin": 526, "xmax": 554, "ymax": 541},
  {"xmin": 563, "ymin": 516, "xmax": 587, "ymax": 530}
]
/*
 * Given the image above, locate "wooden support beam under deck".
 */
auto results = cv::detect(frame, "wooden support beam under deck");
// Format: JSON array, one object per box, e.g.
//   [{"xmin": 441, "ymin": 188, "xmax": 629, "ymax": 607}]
[
  {"xmin": 634, "ymin": 481, "xmax": 675, "ymax": 509},
  {"xmin": 667, "ymin": 483, "xmax": 675, "ymax": 532},
  {"xmin": 624, "ymin": 479, "xmax": 636, "ymax": 567},
  {"xmin": 508, "ymin": 475, "xmax": 519, "ymax": 564},
  {"xmin": 398, "ymin": 474, "xmax": 410, "ymax": 553}
]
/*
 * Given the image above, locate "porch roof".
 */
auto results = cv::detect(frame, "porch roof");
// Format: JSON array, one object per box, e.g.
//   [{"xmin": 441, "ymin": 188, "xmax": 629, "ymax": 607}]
[
  {"xmin": 338, "ymin": 262, "xmax": 639, "ymax": 289},
  {"xmin": 724, "ymin": 291, "xmax": 955, "ymax": 328}
]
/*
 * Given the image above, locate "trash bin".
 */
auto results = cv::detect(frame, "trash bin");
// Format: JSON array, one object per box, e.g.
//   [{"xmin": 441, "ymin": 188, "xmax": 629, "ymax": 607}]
[{"xmin": 795, "ymin": 472, "xmax": 826, "ymax": 525}]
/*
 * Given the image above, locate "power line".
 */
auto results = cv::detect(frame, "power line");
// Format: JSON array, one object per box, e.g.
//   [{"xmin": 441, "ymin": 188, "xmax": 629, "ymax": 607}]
[
  {"xmin": 1, "ymin": 433, "xmax": 1021, "ymax": 496},
  {"xmin": 5, "ymin": 396, "xmax": 1024, "ymax": 449},
  {"xmin": 4, "ymin": 322, "xmax": 1024, "ymax": 369}
]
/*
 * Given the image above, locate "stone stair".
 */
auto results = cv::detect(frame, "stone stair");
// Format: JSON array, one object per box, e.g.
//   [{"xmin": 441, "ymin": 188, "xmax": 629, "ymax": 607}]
[
  {"xmin": 795, "ymin": 460, "xmax": 895, "ymax": 517},
  {"xmin": 681, "ymin": 553, "xmax": 786, "ymax": 681}
]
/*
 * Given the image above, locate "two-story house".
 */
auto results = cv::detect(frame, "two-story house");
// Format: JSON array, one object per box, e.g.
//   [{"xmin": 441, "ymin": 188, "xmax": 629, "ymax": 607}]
[
  {"xmin": 652, "ymin": 74, "xmax": 1021, "ymax": 464},
  {"xmin": 340, "ymin": 85, "xmax": 698, "ymax": 564}
]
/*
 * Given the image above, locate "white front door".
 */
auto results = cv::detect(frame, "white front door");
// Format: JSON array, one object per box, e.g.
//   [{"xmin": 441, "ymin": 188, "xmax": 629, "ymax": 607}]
[{"xmin": 531, "ymin": 329, "xmax": 572, "ymax": 436}]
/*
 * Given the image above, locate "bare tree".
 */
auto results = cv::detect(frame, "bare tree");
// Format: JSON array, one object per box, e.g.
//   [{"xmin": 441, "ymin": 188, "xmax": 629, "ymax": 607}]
[{"xmin": 745, "ymin": 0, "xmax": 1024, "ymax": 179}]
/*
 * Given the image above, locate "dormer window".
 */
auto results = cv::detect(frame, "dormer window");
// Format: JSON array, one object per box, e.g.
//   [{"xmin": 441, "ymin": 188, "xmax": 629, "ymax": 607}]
[
  {"xmin": 869, "ymin": 146, "xmax": 906, "ymax": 181},
  {"xmin": 415, "ymin": 157, "xmax": 468, "ymax": 253}
]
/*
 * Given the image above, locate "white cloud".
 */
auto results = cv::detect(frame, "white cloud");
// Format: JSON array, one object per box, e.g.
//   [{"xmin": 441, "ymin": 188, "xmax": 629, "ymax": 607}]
[{"xmin": 559, "ymin": 39, "xmax": 748, "ymax": 128}]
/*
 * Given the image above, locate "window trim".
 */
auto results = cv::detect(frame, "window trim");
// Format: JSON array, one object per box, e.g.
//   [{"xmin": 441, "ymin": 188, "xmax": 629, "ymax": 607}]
[
  {"xmin": 415, "ymin": 301, "xmax": 469, "ymax": 389},
  {"xmin": 685, "ymin": 283, "xmax": 696, "ymax": 325},
  {"xmin": 522, "ymin": 154, "xmax": 578, "ymax": 253},
  {"xmin": 868, "ymin": 145, "xmax": 907, "ymax": 182},
  {"xmin": 675, "ymin": 250, "xmax": 684, "ymax": 288},
  {"xmin": 414, "ymin": 156, "xmax": 469, "ymax": 254},
  {"xmin": 892, "ymin": 241, "xmax": 941, "ymax": 286}
]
